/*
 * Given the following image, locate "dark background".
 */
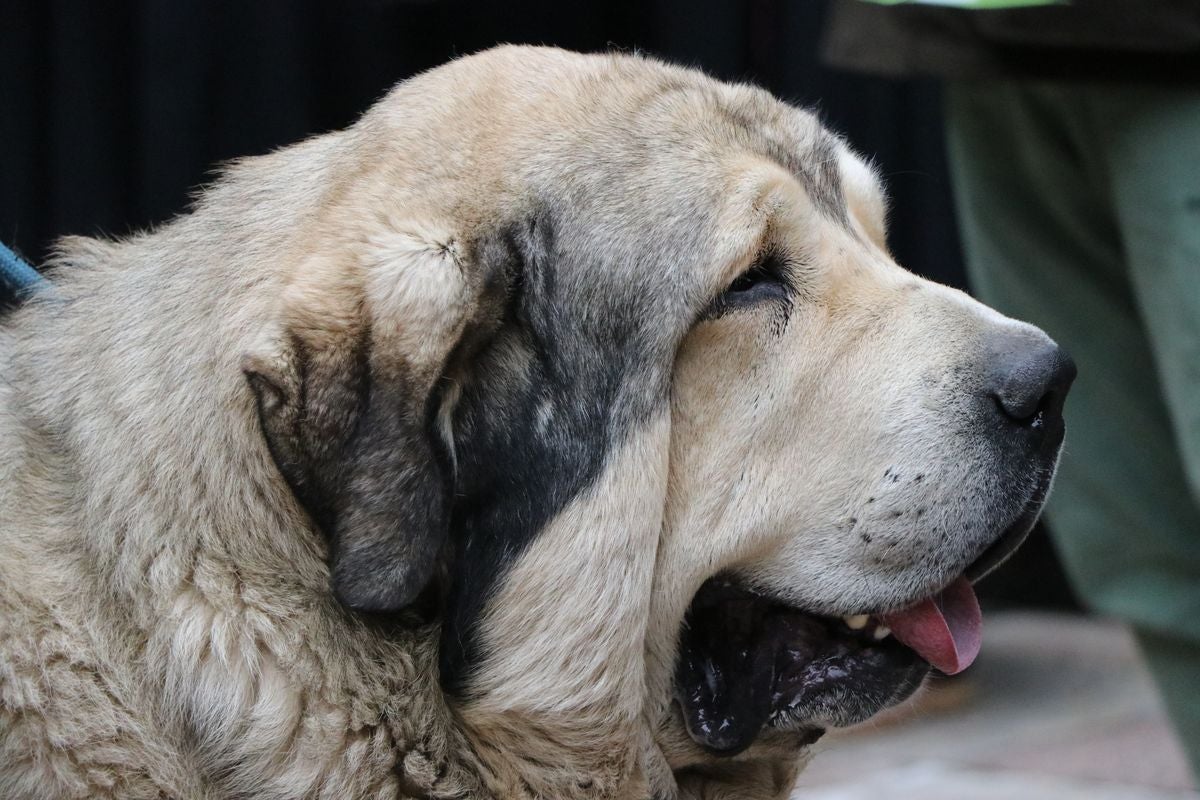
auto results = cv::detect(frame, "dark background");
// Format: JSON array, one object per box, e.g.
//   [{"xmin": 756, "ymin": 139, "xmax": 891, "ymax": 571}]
[{"xmin": 0, "ymin": 0, "xmax": 1076, "ymax": 610}]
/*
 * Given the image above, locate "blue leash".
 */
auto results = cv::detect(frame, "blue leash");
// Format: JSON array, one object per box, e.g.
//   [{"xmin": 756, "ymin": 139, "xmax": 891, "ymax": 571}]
[{"xmin": 0, "ymin": 239, "xmax": 45, "ymax": 302}]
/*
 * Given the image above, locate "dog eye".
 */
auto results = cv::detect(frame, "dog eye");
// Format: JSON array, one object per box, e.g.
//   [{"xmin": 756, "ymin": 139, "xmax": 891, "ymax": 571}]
[{"xmin": 706, "ymin": 252, "xmax": 790, "ymax": 318}]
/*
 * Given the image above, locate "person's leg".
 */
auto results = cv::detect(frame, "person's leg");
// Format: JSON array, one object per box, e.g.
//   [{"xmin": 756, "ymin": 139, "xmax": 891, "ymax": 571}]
[
  {"xmin": 945, "ymin": 81, "xmax": 1200, "ymax": 778},
  {"xmin": 1093, "ymin": 83, "xmax": 1200, "ymax": 511},
  {"xmin": 1094, "ymin": 83, "xmax": 1200, "ymax": 777}
]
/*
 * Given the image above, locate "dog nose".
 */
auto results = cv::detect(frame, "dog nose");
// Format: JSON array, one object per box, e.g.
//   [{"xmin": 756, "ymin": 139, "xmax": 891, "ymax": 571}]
[{"xmin": 987, "ymin": 333, "xmax": 1077, "ymax": 434}]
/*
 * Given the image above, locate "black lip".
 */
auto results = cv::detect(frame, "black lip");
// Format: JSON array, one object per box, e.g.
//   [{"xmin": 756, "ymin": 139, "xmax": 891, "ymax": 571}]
[
  {"xmin": 674, "ymin": 578, "xmax": 928, "ymax": 757},
  {"xmin": 768, "ymin": 618, "xmax": 928, "ymax": 730}
]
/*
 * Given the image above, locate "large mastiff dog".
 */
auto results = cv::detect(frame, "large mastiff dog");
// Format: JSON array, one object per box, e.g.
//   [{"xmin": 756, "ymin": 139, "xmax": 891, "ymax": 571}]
[{"xmin": 0, "ymin": 47, "xmax": 1074, "ymax": 799}]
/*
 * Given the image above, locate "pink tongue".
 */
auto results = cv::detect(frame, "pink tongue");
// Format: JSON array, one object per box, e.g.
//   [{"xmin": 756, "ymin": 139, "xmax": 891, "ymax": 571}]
[{"xmin": 881, "ymin": 577, "xmax": 982, "ymax": 675}]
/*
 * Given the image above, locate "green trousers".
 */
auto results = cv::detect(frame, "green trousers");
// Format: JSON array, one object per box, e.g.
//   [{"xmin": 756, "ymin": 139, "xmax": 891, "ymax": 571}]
[{"xmin": 945, "ymin": 81, "xmax": 1200, "ymax": 779}]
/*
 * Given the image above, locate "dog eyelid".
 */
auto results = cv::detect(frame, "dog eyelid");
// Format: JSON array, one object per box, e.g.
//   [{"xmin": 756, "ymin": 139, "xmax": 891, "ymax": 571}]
[{"xmin": 703, "ymin": 251, "xmax": 791, "ymax": 320}]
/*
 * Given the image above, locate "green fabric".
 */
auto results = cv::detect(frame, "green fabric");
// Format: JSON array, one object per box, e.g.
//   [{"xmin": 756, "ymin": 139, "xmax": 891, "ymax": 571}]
[
  {"xmin": 861, "ymin": 0, "xmax": 1059, "ymax": 7},
  {"xmin": 945, "ymin": 80, "xmax": 1200, "ymax": 779}
]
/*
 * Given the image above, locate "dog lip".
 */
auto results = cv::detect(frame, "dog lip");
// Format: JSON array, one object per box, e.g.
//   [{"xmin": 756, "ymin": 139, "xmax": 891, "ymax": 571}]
[
  {"xmin": 673, "ymin": 577, "xmax": 929, "ymax": 756},
  {"xmin": 675, "ymin": 460, "xmax": 1057, "ymax": 753},
  {"xmin": 964, "ymin": 466, "xmax": 1054, "ymax": 583}
]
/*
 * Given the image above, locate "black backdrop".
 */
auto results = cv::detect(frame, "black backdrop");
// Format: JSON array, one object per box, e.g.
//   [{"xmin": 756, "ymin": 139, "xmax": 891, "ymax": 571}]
[
  {"xmin": 0, "ymin": 0, "xmax": 964, "ymax": 280},
  {"xmin": 0, "ymin": 0, "xmax": 1074, "ymax": 608}
]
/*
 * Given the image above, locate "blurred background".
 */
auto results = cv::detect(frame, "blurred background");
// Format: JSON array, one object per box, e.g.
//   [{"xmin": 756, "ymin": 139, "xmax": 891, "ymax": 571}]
[{"xmin": 1, "ymin": 2, "xmax": 1195, "ymax": 797}]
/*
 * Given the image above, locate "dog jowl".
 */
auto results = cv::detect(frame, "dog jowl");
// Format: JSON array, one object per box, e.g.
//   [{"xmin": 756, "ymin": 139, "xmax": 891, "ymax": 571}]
[{"xmin": 0, "ymin": 46, "xmax": 1073, "ymax": 800}]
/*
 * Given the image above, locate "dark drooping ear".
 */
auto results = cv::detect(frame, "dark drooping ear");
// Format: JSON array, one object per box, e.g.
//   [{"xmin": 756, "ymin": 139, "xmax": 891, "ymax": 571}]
[
  {"xmin": 245, "ymin": 334, "xmax": 451, "ymax": 613},
  {"xmin": 243, "ymin": 228, "xmax": 504, "ymax": 613}
]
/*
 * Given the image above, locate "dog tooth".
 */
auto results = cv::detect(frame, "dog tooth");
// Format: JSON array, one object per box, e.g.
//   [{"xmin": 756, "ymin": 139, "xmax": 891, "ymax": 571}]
[
  {"xmin": 873, "ymin": 625, "xmax": 891, "ymax": 640},
  {"xmin": 844, "ymin": 614, "xmax": 869, "ymax": 630}
]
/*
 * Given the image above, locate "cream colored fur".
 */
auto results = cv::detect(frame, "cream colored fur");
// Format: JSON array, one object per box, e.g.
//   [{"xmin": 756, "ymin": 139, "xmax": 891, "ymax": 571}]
[{"xmin": 1, "ymin": 46, "xmax": 1055, "ymax": 799}]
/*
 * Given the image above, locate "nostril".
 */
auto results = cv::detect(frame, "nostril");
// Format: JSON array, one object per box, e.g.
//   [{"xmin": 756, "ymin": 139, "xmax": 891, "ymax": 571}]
[
  {"xmin": 993, "ymin": 387, "xmax": 1043, "ymax": 423},
  {"xmin": 993, "ymin": 386, "xmax": 1060, "ymax": 427},
  {"xmin": 988, "ymin": 341, "xmax": 1076, "ymax": 428}
]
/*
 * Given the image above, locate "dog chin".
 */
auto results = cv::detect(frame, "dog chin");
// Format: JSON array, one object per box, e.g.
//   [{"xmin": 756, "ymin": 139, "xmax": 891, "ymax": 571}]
[{"xmin": 673, "ymin": 577, "xmax": 929, "ymax": 756}]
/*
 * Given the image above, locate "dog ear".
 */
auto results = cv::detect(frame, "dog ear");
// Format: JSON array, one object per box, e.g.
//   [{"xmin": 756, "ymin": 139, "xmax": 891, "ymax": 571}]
[
  {"xmin": 245, "ymin": 227, "xmax": 491, "ymax": 613},
  {"xmin": 244, "ymin": 329, "xmax": 453, "ymax": 613}
]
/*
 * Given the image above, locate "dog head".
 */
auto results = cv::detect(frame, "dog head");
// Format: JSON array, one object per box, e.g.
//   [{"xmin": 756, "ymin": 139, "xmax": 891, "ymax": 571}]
[{"xmin": 241, "ymin": 46, "xmax": 1073, "ymax": 795}]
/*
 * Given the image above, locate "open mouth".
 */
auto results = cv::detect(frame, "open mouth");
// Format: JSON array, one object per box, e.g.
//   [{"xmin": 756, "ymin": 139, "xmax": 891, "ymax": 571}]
[
  {"xmin": 674, "ymin": 479, "xmax": 1052, "ymax": 757},
  {"xmin": 674, "ymin": 576, "xmax": 936, "ymax": 756}
]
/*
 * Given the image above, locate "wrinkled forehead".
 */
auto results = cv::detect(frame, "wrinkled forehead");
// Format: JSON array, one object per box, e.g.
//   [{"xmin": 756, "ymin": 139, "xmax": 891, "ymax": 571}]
[
  {"xmin": 363, "ymin": 48, "xmax": 885, "ymax": 285},
  {"xmin": 645, "ymin": 82, "xmax": 851, "ymax": 222},
  {"xmin": 514, "ymin": 70, "xmax": 881, "ymax": 290},
  {"xmin": 528, "ymin": 70, "xmax": 857, "ymax": 204}
]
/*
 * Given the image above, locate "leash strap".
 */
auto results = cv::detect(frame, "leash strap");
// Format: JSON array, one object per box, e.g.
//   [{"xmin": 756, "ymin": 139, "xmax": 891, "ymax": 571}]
[{"xmin": 0, "ymin": 239, "xmax": 44, "ymax": 301}]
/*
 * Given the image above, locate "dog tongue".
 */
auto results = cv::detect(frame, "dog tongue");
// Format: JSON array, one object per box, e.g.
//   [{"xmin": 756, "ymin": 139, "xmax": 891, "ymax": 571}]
[{"xmin": 881, "ymin": 577, "xmax": 982, "ymax": 675}]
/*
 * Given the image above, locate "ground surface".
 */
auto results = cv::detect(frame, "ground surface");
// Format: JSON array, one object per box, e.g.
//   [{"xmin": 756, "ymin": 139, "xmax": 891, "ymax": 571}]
[{"xmin": 792, "ymin": 611, "xmax": 1198, "ymax": 799}]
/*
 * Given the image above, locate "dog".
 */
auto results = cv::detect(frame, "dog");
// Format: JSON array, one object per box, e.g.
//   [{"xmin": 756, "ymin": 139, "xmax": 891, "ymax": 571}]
[{"xmin": 0, "ymin": 45, "xmax": 1074, "ymax": 799}]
